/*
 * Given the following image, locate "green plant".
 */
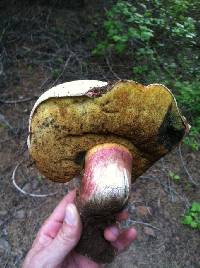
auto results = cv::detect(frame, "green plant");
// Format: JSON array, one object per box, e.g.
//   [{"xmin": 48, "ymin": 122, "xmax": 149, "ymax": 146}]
[
  {"xmin": 175, "ymin": 81, "xmax": 200, "ymax": 122},
  {"xmin": 92, "ymin": 1, "xmax": 200, "ymax": 150},
  {"xmin": 182, "ymin": 202, "xmax": 200, "ymax": 229},
  {"xmin": 93, "ymin": 1, "xmax": 197, "ymax": 55},
  {"xmin": 175, "ymin": 81, "xmax": 200, "ymax": 150},
  {"xmin": 169, "ymin": 171, "xmax": 181, "ymax": 183},
  {"xmin": 92, "ymin": 0, "xmax": 200, "ymax": 84},
  {"xmin": 183, "ymin": 129, "xmax": 200, "ymax": 151},
  {"xmin": 36, "ymin": 175, "xmax": 45, "ymax": 182}
]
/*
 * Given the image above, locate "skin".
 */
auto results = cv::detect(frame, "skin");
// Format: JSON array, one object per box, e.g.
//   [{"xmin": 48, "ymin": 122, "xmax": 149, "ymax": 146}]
[{"xmin": 23, "ymin": 190, "xmax": 137, "ymax": 268}]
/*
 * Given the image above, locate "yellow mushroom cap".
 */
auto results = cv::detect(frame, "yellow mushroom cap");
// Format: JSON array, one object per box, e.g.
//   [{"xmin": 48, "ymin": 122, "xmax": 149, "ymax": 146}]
[{"xmin": 28, "ymin": 80, "xmax": 189, "ymax": 183}]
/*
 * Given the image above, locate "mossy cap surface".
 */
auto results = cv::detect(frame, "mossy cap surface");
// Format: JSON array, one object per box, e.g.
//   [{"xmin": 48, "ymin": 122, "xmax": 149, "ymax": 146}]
[{"xmin": 28, "ymin": 80, "xmax": 189, "ymax": 182}]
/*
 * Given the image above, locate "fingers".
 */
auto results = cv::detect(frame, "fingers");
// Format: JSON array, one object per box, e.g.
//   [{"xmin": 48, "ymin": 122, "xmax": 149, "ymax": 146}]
[
  {"xmin": 32, "ymin": 190, "xmax": 77, "ymax": 251},
  {"xmin": 112, "ymin": 227, "xmax": 137, "ymax": 252},
  {"xmin": 45, "ymin": 203, "xmax": 82, "ymax": 263},
  {"xmin": 104, "ymin": 209, "xmax": 137, "ymax": 252},
  {"xmin": 104, "ymin": 224, "xmax": 137, "ymax": 252},
  {"xmin": 23, "ymin": 191, "xmax": 82, "ymax": 268},
  {"xmin": 104, "ymin": 225, "xmax": 120, "ymax": 242},
  {"xmin": 104, "ymin": 209, "xmax": 129, "ymax": 242}
]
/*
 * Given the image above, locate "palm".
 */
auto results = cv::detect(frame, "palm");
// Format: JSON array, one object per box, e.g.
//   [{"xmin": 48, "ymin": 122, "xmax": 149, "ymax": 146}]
[
  {"xmin": 23, "ymin": 191, "xmax": 136, "ymax": 268},
  {"xmin": 63, "ymin": 251, "xmax": 103, "ymax": 268}
]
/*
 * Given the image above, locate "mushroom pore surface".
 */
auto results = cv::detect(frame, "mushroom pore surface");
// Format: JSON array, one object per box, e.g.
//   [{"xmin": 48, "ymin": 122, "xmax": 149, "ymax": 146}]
[{"xmin": 28, "ymin": 80, "xmax": 188, "ymax": 183}]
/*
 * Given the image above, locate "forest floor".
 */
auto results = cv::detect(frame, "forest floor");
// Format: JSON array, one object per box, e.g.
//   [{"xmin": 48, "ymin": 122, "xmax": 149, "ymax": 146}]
[{"xmin": 0, "ymin": 2, "xmax": 200, "ymax": 267}]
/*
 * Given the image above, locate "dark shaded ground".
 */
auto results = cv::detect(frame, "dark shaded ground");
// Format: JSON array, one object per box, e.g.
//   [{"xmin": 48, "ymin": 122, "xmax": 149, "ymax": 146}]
[{"xmin": 0, "ymin": 2, "xmax": 200, "ymax": 267}]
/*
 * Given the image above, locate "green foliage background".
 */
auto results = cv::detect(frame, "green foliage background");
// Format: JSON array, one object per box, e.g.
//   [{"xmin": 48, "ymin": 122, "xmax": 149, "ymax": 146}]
[{"xmin": 92, "ymin": 0, "xmax": 200, "ymax": 150}]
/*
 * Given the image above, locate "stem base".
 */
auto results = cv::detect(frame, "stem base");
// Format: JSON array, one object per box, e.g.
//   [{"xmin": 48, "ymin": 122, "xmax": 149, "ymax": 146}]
[{"xmin": 75, "ymin": 215, "xmax": 116, "ymax": 263}]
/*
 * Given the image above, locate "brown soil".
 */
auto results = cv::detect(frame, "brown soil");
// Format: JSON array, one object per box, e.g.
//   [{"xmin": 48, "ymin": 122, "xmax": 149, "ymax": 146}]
[{"xmin": 0, "ymin": 2, "xmax": 199, "ymax": 267}]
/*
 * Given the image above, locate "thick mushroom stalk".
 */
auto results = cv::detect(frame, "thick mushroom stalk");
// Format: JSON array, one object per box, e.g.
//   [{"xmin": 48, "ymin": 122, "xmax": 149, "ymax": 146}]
[{"xmin": 76, "ymin": 143, "xmax": 132, "ymax": 263}]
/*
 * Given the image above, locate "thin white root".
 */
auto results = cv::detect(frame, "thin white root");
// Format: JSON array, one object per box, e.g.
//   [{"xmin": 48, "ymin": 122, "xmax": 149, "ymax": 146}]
[{"xmin": 12, "ymin": 162, "xmax": 57, "ymax": 197}]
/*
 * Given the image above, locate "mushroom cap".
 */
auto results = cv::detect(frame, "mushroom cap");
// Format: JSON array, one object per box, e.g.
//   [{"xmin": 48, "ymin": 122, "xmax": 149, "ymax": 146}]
[{"xmin": 28, "ymin": 80, "xmax": 189, "ymax": 183}]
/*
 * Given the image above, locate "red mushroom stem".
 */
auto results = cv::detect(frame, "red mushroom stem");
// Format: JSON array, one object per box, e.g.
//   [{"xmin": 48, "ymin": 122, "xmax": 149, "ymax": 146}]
[{"xmin": 75, "ymin": 143, "xmax": 133, "ymax": 263}]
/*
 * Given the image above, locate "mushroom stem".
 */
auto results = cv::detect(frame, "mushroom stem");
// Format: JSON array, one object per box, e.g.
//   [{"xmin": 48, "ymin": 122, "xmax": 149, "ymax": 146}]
[
  {"xmin": 76, "ymin": 143, "xmax": 133, "ymax": 263},
  {"xmin": 80, "ymin": 143, "xmax": 133, "ymax": 215}
]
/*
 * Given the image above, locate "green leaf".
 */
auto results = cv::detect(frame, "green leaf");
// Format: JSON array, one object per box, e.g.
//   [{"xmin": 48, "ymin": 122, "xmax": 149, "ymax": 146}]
[
  {"xmin": 112, "ymin": 35, "xmax": 122, "ymax": 42},
  {"xmin": 182, "ymin": 215, "xmax": 193, "ymax": 225},
  {"xmin": 174, "ymin": 175, "xmax": 180, "ymax": 181},
  {"xmin": 191, "ymin": 202, "xmax": 200, "ymax": 212},
  {"xmin": 190, "ymin": 221, "xmax": 198, "ymax": 229},
  {"xmin": 115, "ymin": 42, "xmax": 126, "ymax": 53}
]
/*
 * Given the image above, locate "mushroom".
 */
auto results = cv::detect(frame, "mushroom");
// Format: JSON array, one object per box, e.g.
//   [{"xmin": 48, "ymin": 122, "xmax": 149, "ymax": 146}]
[{"xmin": 28, "ymin": 80, "xmax": 189, "ymax": 263}]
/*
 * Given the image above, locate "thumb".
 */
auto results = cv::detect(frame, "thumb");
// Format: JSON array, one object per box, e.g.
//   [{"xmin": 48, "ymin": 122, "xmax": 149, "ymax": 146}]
[{"xmin": 47, "ymin": 203, "xmax": 82, "ymax": 263}]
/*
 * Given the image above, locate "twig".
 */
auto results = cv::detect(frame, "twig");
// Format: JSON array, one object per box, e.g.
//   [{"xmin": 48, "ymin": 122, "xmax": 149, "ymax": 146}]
[
  {"xmin": 0, "ymin": 113, "xmax": 13, "ymax": 130},
  {"xmin": 140, "ymin": 175, "xmax": 158, "ymax": 181},
  {"xmin": 147, "ymin": 159, "xmax": 190, "ymax": 208},
  {"xmin": 51, "ymin": 53, "xmax": 73, "ymax": 87},
  {"xmin": 141, "ymin": 174, "xmax": 190, "ymax": 207},
  {"xmin": 160, "ymin": 158, "xmax": 177, "ymax": 201},
  {"xmin": 12, "ymin": 162, "xmax": 57, "ymax": 197},
  {"xmin": 39, "ymin": 77, "xmax": 50, "ymax": 90},
  {"xmin": 0, "ymin": 96, "xmax": 37, "ymax": 104},
  {"xmin": 105, "ymin": 57, "xmax": 121, "ymax": 80},
  {"xmin": 167, "ymin": 174, "xmax": 176, "ymax": 202},
  {"xmin": 160, "ymin": 158, "xmax": 167, "ymax": 173},
  {"xmin": 0, "ymin": 113, "xmax": 16, "ymax": 134},
  {"xmin": 0, "ymin": 138, "xmax": 13, "ymax": 144},
  {"xmin": 178, "ymin": 145, "xmax": 198, "ymax": 186},
  {"xmin": 127, "ymin": 219, "xmax": 160, "ymax": 231},
  {"xmin": 159, "ymin": 178, "xmax": 190, "ymax": 208}
]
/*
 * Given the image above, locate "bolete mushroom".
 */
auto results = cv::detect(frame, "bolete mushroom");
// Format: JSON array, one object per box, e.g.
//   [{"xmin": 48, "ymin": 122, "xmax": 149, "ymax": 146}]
[{"xmin": 28, "ymin": 80, "xmax": 189, "ymax": 263}]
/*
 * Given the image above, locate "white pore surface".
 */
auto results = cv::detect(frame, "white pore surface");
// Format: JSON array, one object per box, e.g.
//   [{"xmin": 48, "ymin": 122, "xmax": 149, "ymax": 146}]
[{"xmin": 27, "ymin": 80, "xmax": 108, "ymax": 148}]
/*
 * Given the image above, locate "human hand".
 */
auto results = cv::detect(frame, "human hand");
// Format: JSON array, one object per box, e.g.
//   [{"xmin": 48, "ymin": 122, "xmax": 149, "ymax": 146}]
[{"xmin": 23, "ymin": 190, "xmax": 137, "ymax": 268}]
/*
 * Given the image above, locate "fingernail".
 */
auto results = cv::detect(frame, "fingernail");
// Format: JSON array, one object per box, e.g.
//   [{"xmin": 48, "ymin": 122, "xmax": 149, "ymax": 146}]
[
  {"xmin": 64, "ymin": 203, "xmax": 78, "ymax": 226},
  {"xmin": 110, "ymin": 226, "xmax": 120, "ymax": 238}
]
